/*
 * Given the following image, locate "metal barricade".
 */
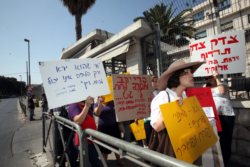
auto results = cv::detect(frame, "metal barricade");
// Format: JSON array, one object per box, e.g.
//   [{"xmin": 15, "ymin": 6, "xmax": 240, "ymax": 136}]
[
  {"xmin": 43, "ymin": 113, "xmax": 198, "ymax": 167},
  {"xmin": 83, "ymin": 128, "xmax": 197, "ymax": 167},
  {"xmin": 19, "ymin": 100, "xmax": 26, "ymax": 116}
]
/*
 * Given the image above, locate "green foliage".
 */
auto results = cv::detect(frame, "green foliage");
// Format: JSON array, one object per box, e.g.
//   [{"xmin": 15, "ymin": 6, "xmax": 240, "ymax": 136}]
[
  {"xmin": 59, "ymin": 0, "xmax": 96, "ymax": 41},
  {"xmin": 133, "ymin": 3, "xmax": 196, "ymax": 47},
  {"xmin": 35, "ymin": 98, "xmax": 39, "ymax": 107},
  {"xmin": 0, "ymin": 76, "xmax": 26, "ymax": 97}
]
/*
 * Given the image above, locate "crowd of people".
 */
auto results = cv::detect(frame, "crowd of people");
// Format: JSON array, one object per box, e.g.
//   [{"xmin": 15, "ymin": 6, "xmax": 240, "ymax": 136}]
[{"xmin": 35, "ymin": 59, "xmax": 235, "ymax": 167}]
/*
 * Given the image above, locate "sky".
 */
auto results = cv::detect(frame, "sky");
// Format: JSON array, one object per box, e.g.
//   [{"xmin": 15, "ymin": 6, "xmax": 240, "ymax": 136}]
[{"xmin": 0, "ymin": 0, "xmax": 161, "ymax": 85}]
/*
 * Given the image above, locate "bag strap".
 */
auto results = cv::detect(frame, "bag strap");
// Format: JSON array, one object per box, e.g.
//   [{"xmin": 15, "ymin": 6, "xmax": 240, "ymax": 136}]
[{"xmin": 166, "ymin": 91, "xmax": 170, "ymax": 103}]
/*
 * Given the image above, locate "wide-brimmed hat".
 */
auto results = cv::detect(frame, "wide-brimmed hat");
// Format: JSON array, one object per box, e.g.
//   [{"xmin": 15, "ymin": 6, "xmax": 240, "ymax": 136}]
[{"xmin": 158, "ymin": 59, "xmax": 205, "ymax": 91}]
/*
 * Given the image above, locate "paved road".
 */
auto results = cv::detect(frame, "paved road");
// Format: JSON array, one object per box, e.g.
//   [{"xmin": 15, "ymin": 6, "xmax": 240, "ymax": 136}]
[{"xmin": 0, "ymin": 98, "xmax": 34, "ymax": 167}]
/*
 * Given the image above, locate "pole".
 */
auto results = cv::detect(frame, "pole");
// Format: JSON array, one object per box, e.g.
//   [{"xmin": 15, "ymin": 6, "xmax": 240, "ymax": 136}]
[
  {"xmin": 19, "ymin": 75, "xmax": 22, "ymax": 101},
  {"xmin": 28, "ymin": 41, "xmax": 31, "ymax": 86},
  {"xmin": 26, "ymin": 61, "xmax": 28, "ymax": 86},
  {"xmin": 143, "ymin": 11, "xmax": 161, "ymax": 78},
  {"xmin": 213, "ymin": 0, "xmax": 227, "ymax": 81}
]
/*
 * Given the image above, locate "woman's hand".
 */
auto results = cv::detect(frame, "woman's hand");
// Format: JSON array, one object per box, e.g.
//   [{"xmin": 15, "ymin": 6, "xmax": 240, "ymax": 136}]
[
  {"xmin": 173, "ymin": 97, "xmax": 183, "ymax": 106},
  {"xmin": 98, "ymin": 96, "xmax": 105, "ymax": 103},
  {"xmin": 212, "ymin": 71, "xmax": 220, "ymax": 80},
  {"xmin": 85, "ymin": 96, "xmax": 93, "ymax": 107}
]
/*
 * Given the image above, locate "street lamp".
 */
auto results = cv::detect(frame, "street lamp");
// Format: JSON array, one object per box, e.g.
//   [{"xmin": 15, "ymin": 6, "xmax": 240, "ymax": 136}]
[
  {"xmin": 24, "ymin": 39, "xmax": 31, "ymax": 86},
  {"xmin": 19, "ymin": 75, "xmax": 22, "ymax": 101}
]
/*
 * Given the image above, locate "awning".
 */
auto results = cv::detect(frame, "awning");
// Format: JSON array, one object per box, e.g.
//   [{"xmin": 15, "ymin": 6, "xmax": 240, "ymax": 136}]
[{"xmin": 95, "ymin": 39, "xmax": 130, "ymax": 61}]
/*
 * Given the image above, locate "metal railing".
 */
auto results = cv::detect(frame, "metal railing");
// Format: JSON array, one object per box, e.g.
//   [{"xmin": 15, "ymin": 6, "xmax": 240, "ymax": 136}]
[
  {"xmin": 19, "ymin": 100, "xmax": 27, "ymax": 116},
  {"xmin": 42, "ymin": 113, "xmax": 198, "ymax": 167}
]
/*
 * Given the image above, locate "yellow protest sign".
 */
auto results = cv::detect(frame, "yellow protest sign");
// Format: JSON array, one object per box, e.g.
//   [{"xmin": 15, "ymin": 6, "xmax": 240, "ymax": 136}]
[
  {"xmin": 129, "ymin": 120, "xmax": 146, "ymax": 141},
  {"xmin": 103, "ymin": 76, "xmax": 113, "ymax": 103},
  {"xmin": 103, "ymin": 72, "xmax": 130, "ymax": 103},
  {"xmin": 159, "ymin": 96, "xmax": 218, "ymax": 164}
]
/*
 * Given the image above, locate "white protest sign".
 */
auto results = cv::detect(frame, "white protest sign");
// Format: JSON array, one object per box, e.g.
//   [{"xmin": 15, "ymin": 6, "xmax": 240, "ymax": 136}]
[
  {"xmin": 190, "ymin": 30, "xmax": 246, "ymax": 76},
  {"xmin": 38, "ymin": 59, "xmax": 110, "ymax": 109}
]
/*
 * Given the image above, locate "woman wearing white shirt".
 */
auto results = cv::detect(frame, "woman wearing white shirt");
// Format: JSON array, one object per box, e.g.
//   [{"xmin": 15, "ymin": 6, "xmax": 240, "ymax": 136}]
[
  {"xmin": 205, "ymin": 71, "xmax": 235, "ymax": 166},
  {"xmin": 148, "ymin": 59, "xmax": 204, "ymax": 166}
]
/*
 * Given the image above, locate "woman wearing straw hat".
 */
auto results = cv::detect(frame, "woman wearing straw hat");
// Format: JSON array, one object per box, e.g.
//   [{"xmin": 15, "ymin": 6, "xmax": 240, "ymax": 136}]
[{"xmin": 148, "ymin": 59, "xmax": 204, "ymax": 166}]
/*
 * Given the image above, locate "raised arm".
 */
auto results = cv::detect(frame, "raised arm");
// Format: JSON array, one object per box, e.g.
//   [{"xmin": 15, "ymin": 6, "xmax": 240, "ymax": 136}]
[
  {"xmin": 93, "ymin": 96, "xmax": 105, "ymax": 116},
  {"xmin": 73, "ymin": 96, "xmax": 93, "ymax": 125},
  {"xmin": 213, "ymin": 71, "xmax": 228, "ymax": 95}
]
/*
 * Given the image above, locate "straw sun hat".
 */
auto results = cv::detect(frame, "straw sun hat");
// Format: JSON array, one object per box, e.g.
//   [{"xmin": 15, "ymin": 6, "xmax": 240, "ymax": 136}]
[{"xmin": 157, "ymin": 59, "xmax": 205, "ymax": 91}]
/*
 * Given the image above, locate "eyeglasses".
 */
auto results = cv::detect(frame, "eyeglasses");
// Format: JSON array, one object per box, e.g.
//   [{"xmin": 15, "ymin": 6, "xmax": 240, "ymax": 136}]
[{"xmin": 204, "ymin": 76, "xmax": 213, "ymax": 80}]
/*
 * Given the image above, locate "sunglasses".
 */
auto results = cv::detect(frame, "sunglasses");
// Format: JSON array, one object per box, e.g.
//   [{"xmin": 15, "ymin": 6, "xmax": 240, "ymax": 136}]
[{"xmin": 204, "ymin": 76, "xmax": 213, "ymax": 80}]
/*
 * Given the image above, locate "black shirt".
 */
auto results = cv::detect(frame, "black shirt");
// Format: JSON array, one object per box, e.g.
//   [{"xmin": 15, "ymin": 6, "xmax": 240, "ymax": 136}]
[{"xmin": 29, "ymin": 98, "xmax": 35, "ymax": 109}]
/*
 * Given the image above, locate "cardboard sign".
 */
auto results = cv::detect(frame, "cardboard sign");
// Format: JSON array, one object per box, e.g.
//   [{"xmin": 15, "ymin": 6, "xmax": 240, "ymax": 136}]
[
  {"xmin": 129, "ymin": 120, "xmax": 146, "ymax": 141},
  {"xmin": 103, "ymin": 76, "xmax": 113, "ymax": 103},
  {"xmin": 190, "ymin": 30, "xmax": 246, "ymax": 76},
  {"xmin": 112, "ymin": 74, "xmax": 153, "ymax": 122},
  {"xmin": 103, "ymin": 72, "xmax": 130, "ymax": 103},
  {"xmin": 38, "ymin": 59, "xmax": 110, "ymax": 109},
  {"xmin": 185, "ymin": 87, "xmax": 222, "ymax": 132},
  {"xmin": 159, "ymin": 96, "xmax": 218, "ymax": 164}
]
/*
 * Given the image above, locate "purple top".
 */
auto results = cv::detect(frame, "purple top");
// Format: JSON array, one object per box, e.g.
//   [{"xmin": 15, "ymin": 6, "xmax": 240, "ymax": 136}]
[
  {"xmin": 68, "ymin": 103, "xmax": 93, "ymax": 122},
  {"xmin": 94, "ymin": 101, "xmax": 116, "ymax": 126}
]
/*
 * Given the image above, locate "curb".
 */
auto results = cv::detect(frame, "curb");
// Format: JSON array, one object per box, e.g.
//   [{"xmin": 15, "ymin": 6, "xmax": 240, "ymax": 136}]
[{"xmin": 18, "ymin": 100, "xmax": 28, "ymax": 125}]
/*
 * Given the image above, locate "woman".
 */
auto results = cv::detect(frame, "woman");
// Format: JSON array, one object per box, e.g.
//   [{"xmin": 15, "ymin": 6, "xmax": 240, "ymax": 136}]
[
  {"xmin": 148, "ymin": 59, "xmax": 204, "ymax": 166},
  {"xmin": 94, "ymin": 96, "xmax": 126, "ymax": 167},
  {"xmin": 205, "ymin": 71, "xmax": 235, "ymax": 166},
  {"xmin": 68, "ymin": 96, "xmax": 100, "ymax": 167}
]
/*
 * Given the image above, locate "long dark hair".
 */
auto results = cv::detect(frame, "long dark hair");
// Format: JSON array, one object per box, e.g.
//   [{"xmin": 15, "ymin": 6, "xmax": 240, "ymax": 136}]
[
  {"xmin": 168, "ymin": 68, "xmax": 191, "ymax": 89},
  {"xmin": 206, "ymin": 83, "xmax": 211, "ymax": 87}
]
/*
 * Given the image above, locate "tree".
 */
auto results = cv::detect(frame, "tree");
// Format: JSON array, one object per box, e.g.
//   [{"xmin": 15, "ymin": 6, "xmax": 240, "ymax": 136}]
[
  {"xmin": 134, "ymin": 3, "xmax": 196, "ymax": 47},
  {"xmin": 60, "ymin": 0, "xmax": 96, "ymax": 41}
]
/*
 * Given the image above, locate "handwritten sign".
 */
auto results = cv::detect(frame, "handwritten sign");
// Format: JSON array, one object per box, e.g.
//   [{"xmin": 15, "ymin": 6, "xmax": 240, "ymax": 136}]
[
  {"xmin": 190, "ymin": 30, "xmax": 246, "ymax": 76},
  {"xmin": 129, "ymin": 120, "xmax": 146, "ymax": 140},
  {"xmin": 103, "ymin": 72, "xmax": 130, "ymax": 103},
  {"xmin": 185, "ymin": 87, "xmax": 222, "ymax": 132},
  {"xmin": 38, "ymin": 59, "xmax": 110, "ymax": 109},
  {"xmin": 159, "ymin": 96, "xmax": 218, "ymax": 164},
  {"xmin": 112, "ymin": 74, "xmax": 153, "ymax": 122}
]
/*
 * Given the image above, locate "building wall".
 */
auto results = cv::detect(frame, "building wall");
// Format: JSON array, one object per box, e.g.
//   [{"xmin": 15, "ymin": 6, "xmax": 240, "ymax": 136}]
[{"xmin": 126, "ymin": 38, "xmax": 143, "ymax": 74}]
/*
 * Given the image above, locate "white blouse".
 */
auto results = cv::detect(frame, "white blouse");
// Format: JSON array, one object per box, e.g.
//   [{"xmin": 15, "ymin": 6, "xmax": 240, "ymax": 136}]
[
  {"xmin": 204, "ymin": 82, "xmax": 235, "ymax": 116},
  {"xmin": 150, "ymin": 88, "xmax": 187, "ymax": 128}
]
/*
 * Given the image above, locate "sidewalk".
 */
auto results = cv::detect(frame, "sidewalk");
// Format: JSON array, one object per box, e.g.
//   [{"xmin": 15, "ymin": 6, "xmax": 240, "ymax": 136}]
[
  {"xmin": 16, "ymin": 99, "xmax": 143, "ymax": 167},
  {"xmin": 15, "ymin": 98, "xmax": 51, "ymax": 167}
]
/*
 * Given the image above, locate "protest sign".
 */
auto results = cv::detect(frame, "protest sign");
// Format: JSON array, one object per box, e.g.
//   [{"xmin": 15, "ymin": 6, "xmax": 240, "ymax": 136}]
[
  {"xmin": 103, "ymin": 76, "xmax": 113, "ymax": 103},
  {"xmin": 186, "ymin": 87, "xmax": 222, "ymax": 132},
  {"xmin": 190, "ymin": 30, "xmax": 246, "ymax": 76},
  {"xmin": 159, "ymin": 96, "xmax": 218, "ymax": 164},
  {"xmin": 103, "ymin": 72, "xmax": 130, "ymax": 103},
  {"xmin": 38, "ymin": 59, "xmax": 110, "ymax": 109},
  {"xmin": 112, "ymin": 74, "xmax": 153, "ymax": 122},
  {"xmin": 129, "ymin": 120, "xmax": 146, "ymax": 141}
]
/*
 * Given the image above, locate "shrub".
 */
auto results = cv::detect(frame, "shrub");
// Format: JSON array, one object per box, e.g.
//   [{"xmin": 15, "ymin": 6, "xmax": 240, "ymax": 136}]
[{"xmin": 35, "ymin": 98, "xmax": 39, "ymax": 107}]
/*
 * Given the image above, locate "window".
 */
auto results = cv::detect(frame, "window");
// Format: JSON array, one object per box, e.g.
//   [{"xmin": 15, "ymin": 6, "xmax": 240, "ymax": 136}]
[
  {"xmin": 221, "ymin": 21, "xmax": 233, "ymax": 32},
  {"xmin": 218, "ymin": 0, "xmax": 231, "ymax": 11},
  {"xmin": 193, "ymin": 11, "xmax": 205, "ymax": 23},
  {"xmin": 195, "ymin": 31, "xmax": 207, "ymax": 39}
]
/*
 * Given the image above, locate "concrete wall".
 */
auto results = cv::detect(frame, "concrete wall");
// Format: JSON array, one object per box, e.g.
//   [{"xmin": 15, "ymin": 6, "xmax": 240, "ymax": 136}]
[
  {"xmin": 126, "ymin": 38, "xmax": 143, "ymax": 74},
  {"xmin": 230, "ymin": 100, "xmax": 250, "ymax": 165}
]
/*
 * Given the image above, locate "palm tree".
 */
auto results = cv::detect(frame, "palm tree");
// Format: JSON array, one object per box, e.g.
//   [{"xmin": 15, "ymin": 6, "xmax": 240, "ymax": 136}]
[
  {"xmin": 60, "ymin": 0, "xmax": 96, "ymax": 41},
  {"xmin": 134, "ymin": 3, "xmax": 196, "ymax": 47}
]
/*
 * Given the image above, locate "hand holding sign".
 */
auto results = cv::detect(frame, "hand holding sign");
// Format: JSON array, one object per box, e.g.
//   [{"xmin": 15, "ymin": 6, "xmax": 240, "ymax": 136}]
[{"xmin": 129, "ymin": 120, "xmax": 146, "ymax": 141}]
